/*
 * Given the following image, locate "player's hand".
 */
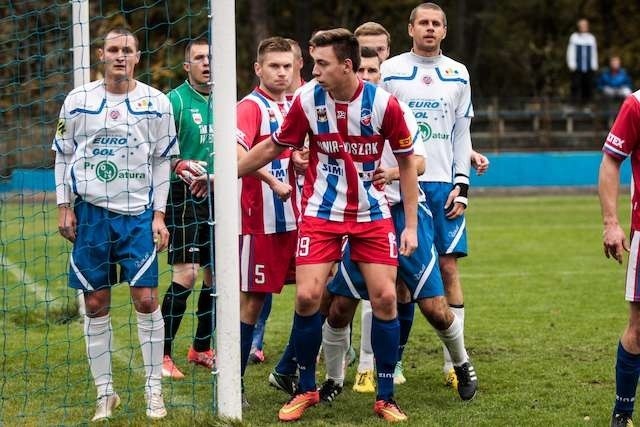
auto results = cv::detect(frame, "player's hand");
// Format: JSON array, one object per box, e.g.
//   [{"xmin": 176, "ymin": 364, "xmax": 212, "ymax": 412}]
[
  {"xmin": 399, "ymin": 227, "xmax": 418, "ymax": 257},
  {"xmin": 152, "ymin": 214, "xmax": 169, "ymax": 252},
  {"xmin": 471, "ymin": 152, "xmax": 490, "ymax": 176},
  {"xmin": 603, "ymin": 222, "xmax": 629, "ymax": 264},
  {"xmin": 174, "ymin": 160, "xmax": 207, "ymax": 185},
  {"xmin": 444, "ymin": 186, "xmax": 466, "ymax": 219},
  {"xmin": 270, "ymin": 180, "xmax": 293, "ymax": 201},
  {"xmin": 291, "ymin": 148, "xmax": 309, "ymax": 174},
  {"xmin": 57, "ymin": 205, "xmax": 77, "ymax": 243},
  {"xmin": 373, "ymin": 166, "xmax": 392, "ymax": 189},
  {"xmin": 189, "ymin": 173, "xmax": 214, "ymax": 198}
]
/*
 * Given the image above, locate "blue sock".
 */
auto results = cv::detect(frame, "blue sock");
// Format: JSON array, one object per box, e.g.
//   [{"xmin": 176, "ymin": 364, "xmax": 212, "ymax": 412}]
[
  {"xmin": 614, "ymin": 341, "xmax": 640, "ymax": 415},
  {"xmin": 276, "ymin": 315, "xmax": 298, "ymax": 376},
  {"xmin": 292, "ymin": 311, "xmax": 323, "ymax": 392},
  {"xmin": 240, "ymin": 322, "xmax": 255, "ymax": 377},
  {"xmin": 372, "ymin": 315, "xmax": 400, "ymax": 401},
  {"xmin": 397, "ymin": 302, "xmax": 415, "ymax": 362},
  {"xmin": 252, "ymin": 293, "xmax": 272, "ymax": 350}
]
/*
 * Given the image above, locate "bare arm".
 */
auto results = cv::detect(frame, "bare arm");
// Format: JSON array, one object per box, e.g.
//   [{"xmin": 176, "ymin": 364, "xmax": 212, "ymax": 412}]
[
  {"xmin": 599, "ymin": 153, "xmax": 628, "ymax": 263},
  {"xmin": 238, "ymin": 136, "xmax": 286, "ymax": 177},
  {"xmin": 396, "ymin": 154, "xmax": 418, "ymax": 257}
]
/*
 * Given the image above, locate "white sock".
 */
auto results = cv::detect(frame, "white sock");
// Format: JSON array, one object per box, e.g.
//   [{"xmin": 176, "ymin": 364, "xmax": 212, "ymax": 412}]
[
  {"xmin": 322, "ymin": 321, "xmax": 350, "ymax": 386},
  {"xmin": 84, "ymin": 314, "xmax": 114, "ymax": 398},
  {"xmin": 438, "ymin": 310, "xmax": 468, "ymax": 370},
  {"xmin": 358, "ymin": 300, "xmax": 374, "ymax": 372},
  {"xmin": 442, "ymin": 305, "xmax": 464, "ymax": 372},
  {"xmin": 137, "ymin": 307, "xmax": 164, "ymax": 395}
]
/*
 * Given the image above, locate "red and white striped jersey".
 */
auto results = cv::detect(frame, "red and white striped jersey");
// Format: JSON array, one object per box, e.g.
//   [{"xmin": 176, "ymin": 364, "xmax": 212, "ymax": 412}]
[
  {"xmin": 273, "ymin": 80, "xmax": 413, "ymax": 222},
  {"xmin": 237, "ymin": 87, "xmax": 299, "ymax": 235},
  {"xmin": 602, "ymin": 90, "xmax": 640, "ymax": 231}
]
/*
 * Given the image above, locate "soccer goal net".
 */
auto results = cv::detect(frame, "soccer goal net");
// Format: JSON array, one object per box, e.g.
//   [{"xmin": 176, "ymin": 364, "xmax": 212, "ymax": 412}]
[{"xmin": 0, "ymin": 1, "xmax": 238, "ymax": 424}]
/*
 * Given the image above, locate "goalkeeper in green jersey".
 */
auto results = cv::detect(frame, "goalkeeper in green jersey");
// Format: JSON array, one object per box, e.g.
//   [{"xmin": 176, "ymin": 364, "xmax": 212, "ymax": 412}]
[{"xmin": 160, "ymin": 38, "xmax": 216, "ymax": 379}]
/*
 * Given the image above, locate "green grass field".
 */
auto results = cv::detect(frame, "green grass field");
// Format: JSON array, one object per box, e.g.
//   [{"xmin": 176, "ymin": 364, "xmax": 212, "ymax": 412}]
[{"xmin": 0, "ymin": 193, "xmax": 631, "ymax": 426}]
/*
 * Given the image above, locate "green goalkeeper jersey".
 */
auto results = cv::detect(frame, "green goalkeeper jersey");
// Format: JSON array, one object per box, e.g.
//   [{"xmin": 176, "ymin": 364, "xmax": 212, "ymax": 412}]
[{"xmin": 167, "ymin": 80, "xmax": 214, "ymax": 182}]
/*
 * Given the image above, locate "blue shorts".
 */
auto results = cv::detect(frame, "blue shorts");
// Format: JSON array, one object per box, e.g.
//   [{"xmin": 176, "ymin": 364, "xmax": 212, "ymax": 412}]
[
  {"xmin": 327, "ymin": 202, "xmax": 444, "ymax": 302},
  {"xmin": 420, "ymin": 182, "xmax": 468, "ymax": 257},
  {"xmin": 69, "ymin": 200, "xmax": 158, "ymax": 291}
]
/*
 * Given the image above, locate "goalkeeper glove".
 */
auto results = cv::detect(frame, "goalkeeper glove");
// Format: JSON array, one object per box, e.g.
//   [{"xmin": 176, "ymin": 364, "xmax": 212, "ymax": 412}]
[{"xmin": 174, "ymin": 160, "xmax": 207, "ymax": 185}]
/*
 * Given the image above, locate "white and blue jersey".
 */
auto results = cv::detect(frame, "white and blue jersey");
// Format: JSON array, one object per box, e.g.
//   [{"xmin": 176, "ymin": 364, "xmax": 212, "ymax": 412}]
[
  {"xmin": 381, "ymin": 52, "xmax": 472, "ymax": 256},
  {"xmin": 52, "ymin": 79, "xmax": 178, "ymax": 215}
]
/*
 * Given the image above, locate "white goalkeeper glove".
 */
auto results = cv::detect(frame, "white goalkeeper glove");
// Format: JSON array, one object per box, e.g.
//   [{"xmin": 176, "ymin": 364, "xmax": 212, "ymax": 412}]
[{"xmin": 174, "ymin": 160, "xmax": 207, "ymax": 185}]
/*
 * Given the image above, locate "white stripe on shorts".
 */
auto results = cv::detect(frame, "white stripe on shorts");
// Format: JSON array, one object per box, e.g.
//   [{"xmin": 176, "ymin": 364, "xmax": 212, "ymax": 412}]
[
  {"xmin": 626, "ymin": 231, "xmax": 640, "ymax": 301},
  {"xmin": 240, "ymin": 234, "xmax": 251, "ymax": 292},
  {"xmin": 413, "ymin": 245, "xmax": 437, "ymax": 300},
  {"xmin": 130, "ymin": 248, "xmax": 157, "ymax": 287},
  {"xmin": 445, "ymin": 216, "xmax": 466, "ymax": 254},
  {"xmin": 70, "ymin": 253, "xmax": 94, "ymax": 291}
]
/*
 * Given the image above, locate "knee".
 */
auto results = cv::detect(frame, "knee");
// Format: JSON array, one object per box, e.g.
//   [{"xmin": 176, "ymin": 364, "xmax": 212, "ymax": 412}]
[
  {"xmin": 84, "ymin": 292, "xmax": 109, "ymax": 317},
  {"xmin": 439, "ymin": 257, "xmax": 458, "ymax": 280},
  {"xmin": 173, "ymin": 265, "xmax": 199, "ymax": 289},
  {"xmin": 370, "ymin": 289, "xmax": 397, "ymax": 319},
  {"xmin": 296, "ymin": 288, "xmax": 323, "ymax": 315}
]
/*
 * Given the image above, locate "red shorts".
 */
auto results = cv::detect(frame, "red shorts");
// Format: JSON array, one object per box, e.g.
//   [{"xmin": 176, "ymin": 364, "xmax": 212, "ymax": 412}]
[
  {"xmin": 239, "ymin": 230, "xmax": 297, "ymax": 293},
  {"xmin": 296, "ymin": 216, "xmax": 398, "ymax": 266}
]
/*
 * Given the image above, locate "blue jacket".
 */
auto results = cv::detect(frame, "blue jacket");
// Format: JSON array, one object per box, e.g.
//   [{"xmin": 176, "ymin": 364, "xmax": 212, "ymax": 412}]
[{"xmin": 598, "ymin": 68, "xmax": 633, "ymax": 90}]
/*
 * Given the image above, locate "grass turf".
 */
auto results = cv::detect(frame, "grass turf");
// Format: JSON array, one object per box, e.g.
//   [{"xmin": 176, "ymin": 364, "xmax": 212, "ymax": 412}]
[{"xmin": 0, "ymin": 193, "xmax": 630, "ymax": 425}]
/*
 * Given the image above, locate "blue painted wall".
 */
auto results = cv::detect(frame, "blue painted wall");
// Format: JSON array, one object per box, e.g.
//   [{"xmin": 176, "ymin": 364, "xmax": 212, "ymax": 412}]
[
  {"xmin": 470, "ymin": 151, "xmax": 631, "ymax": 188},
  {"xmin": 0, "ymin": 152, "xmax": 633, "ymax": 192}
]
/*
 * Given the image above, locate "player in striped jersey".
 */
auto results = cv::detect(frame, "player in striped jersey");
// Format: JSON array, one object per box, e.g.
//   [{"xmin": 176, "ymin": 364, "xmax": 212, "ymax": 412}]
[
  {"xmin": 53, "ymin": 27, "xmax": 177, "ymax": 421},
  {"xmin": 319, "ymin": 45, "xmax": 477, "ymax": 408},
  {"xmin": 600, "ymin": 90, "xmax": 640, "ymax": 427},
  {"xmin": 235, "ymin": 37, "xmax": 298, "ymax": 402},
  {"xmin": 238, "ymin": 28, "xmax": 418, "ymax": 423}
]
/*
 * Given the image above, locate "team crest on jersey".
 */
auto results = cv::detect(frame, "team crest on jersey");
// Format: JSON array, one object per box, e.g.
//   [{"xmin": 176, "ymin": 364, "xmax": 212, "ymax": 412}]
[
  {"xmin": 192, "ymin": 111, "xmax": 203, "ymax": 125},
  {"xmin": 316, "ymin": 106, "xmax": 328, "ymax": 122},
  {"xmin": 109, "ymin": 109, "xmax": 120, "ymax": 120},
  {"xmin": 422, "ymin": 75, "xmax": 432, "ymax": 85},
  {"xmin": 360, "ymin": 108, "xmax": 372, "ymax": 126},
  {"xmin": 336, "ymin": 110, "xmax": 346, "ymax": 120},
  {"xmin": 267, "ymin": 108, "xmax": 277, "ymax": 123}
]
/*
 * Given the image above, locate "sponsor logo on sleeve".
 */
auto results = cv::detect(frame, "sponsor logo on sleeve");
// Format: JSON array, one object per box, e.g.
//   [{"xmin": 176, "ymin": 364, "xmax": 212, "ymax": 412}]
[
  {"xmin": 398, "ymin": 136, "xmax": 412, "ymax": 148},
  {"xmin": 606, "ymin": 132, "xmax": 624, "ymax": 148},
  {"xmin": 56, "ymin": 119, "xmax": 66, "ymax": 137}
]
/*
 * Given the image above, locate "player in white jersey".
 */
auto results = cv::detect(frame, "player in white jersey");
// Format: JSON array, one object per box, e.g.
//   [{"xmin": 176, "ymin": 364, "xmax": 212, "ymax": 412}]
[
  {"xmin": 380, "ymin": 3, "xmax": 481, "ymax": 388},
  {"xmin": 238, "ymin": 28, "xmax": 418, "ymax": 423},
  {"xmin": 53, "ymin": 28, "xmax": 178, "ymax": 421}
]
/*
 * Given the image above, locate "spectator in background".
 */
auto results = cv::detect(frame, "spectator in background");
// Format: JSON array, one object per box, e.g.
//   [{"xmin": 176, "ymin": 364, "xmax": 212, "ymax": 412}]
[
  {"xmin": 566, "ymin": 18, "xmax": 598, "ymax": 105},
  {"xmin": 598, "ymin": 56, "xmax": 633, "ymax": 99}
]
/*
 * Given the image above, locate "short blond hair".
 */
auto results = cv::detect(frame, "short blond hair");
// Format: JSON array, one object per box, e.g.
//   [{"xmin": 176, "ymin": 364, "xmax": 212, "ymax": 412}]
[{"xmin": 354, "ymin": 22, "xmax": 390, "ymax": 47}]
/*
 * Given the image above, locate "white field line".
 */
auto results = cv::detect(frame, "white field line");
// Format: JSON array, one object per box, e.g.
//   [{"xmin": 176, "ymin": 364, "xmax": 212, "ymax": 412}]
[{"xmin": 0, "ymin": 253, "xmax": 61, "ymax": 307}]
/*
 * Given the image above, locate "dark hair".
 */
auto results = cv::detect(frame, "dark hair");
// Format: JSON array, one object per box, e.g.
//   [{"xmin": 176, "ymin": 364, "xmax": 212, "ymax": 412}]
[
  {"xmin": 102, "ymin": 27, "xmax": 139, "ymax": 50},
  {"xmin": 185, "ymin": 38, "xmax": 208, "ymax": 62},
  {"xmin": 257, "ymin": 36, "xmax": 293, "ymax": 64},
  {"xmin": 309, "ymin": 28, "xmax": 360, "ymax": 72},
  {"xmin": 360, "ymin": 46, "xmax": 381, "ymax": 63},
  {"xmin": 409, "ymin": 2, "xmax": 447, "ymax": 27}
]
